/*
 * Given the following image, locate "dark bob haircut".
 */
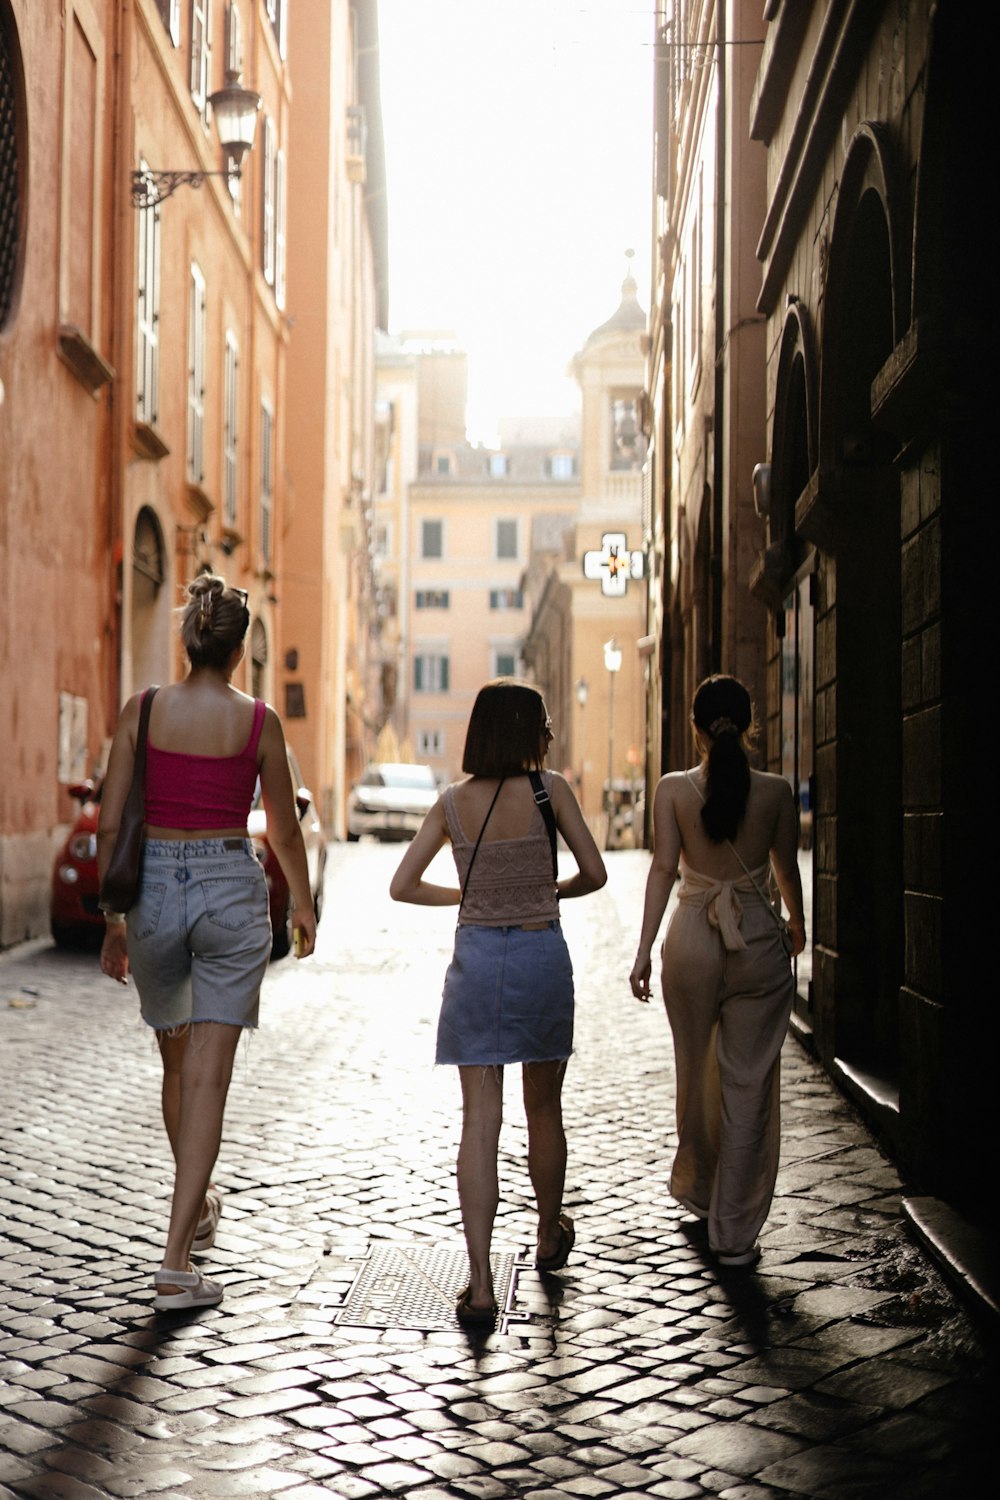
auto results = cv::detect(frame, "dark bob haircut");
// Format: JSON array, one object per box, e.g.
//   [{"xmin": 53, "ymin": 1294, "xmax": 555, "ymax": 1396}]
[{"xmin": 462, "ymin": 679, "xmax": 547, "ymax": 778}]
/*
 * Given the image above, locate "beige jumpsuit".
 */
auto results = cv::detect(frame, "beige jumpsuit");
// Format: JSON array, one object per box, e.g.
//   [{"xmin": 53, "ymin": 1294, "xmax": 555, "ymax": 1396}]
[{"xmin": 661, "ymin": 859, "xmax": 795, "ymax": 1257}]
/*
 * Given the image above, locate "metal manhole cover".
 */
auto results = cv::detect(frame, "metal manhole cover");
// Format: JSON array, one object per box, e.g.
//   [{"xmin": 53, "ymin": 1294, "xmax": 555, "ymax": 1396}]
[{"xmin": 336, "ymin": 1241, "xmax": 518, "ymax": 1330}]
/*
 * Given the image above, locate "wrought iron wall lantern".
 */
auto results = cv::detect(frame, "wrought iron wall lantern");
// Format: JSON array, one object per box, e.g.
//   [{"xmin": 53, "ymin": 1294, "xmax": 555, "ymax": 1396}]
[{"xmin": 131, "ymin": 72, "xmax": 262, "ymax": 209}]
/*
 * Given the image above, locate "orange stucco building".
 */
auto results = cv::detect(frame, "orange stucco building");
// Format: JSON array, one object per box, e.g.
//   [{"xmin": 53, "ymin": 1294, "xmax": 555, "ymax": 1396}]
[{"xmin": 0, "ymin": 0, "xmax": 385, "ymax": 940}]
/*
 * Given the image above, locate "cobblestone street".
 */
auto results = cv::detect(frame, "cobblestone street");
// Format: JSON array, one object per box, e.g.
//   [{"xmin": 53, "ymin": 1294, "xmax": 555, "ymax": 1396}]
[{"xmin": 1, "ymin": 845, "xmax": 992, "ymax": 1499}]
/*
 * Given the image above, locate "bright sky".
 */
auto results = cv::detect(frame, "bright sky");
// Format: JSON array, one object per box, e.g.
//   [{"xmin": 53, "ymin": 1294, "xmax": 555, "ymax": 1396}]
[{"xmin": 377, "ymin": 0, "xmax": 654, "ymax": 444}]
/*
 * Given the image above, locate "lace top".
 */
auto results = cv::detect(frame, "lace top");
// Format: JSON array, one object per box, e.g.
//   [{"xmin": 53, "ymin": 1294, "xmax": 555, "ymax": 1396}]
[{"xmin": 444, "ymin": 773, "xmax": 560, "ymax": 927}]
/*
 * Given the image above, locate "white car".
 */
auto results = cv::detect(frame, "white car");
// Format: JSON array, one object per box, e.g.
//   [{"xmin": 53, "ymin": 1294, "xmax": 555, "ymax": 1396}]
[{"xmin": 347, "ymin": 762, "xmax": 438, "ymax": 842}]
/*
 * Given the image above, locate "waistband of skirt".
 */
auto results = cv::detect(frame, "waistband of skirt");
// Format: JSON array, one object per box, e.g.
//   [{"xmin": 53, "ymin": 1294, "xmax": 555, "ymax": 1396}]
[{"xmin": 143, "ymin": 837, "xmax": 254, "ymax": 858}]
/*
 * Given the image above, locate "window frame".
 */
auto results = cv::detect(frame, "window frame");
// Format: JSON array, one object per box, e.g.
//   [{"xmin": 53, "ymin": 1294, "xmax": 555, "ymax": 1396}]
[
  {"xmin": 420, "ymin": 518, "xmax": 444, "ymax": 559},
  {"xmin": 491, "ymin": 646, "xmax": 518, "ymax": 679},
  {"xmin": 413, "ymin": 650, "xmax": 450, "ymax": 694},
  {"xmin": 156, "ymin": 1, "xmax": 181, "ymax": 46},
  {"xmin": 261, "ymin": 115, "xmax": 276, "ymax": 286},
  {"xmin": 274, "ymin": 145, "xmax": 287, "ymax": 310},
  {"xmin": 190, "ymin": 0, "xmax": 213, "ymax": 125},
  {"xmin": 489, "ymin": 587, "xmax": 524, "ymax": 611},
  {"xmin": 186, "ymin": 261, "xmax": 207, "ymax": 484},
  {"xmin": 415, "ymin": 589, "xmax": 450, "ymax": 609},
  {"xmin": 494, "ymin": 517, "xmax": 518, "ymax": 561},
  {"xmin": 135, "ymin": 161, "xmax": 161, "ymax": 427},
  {"xmin": 260, "ymin": 395, "xmax": 274, "ymax": 565},
  {"xmin": 223, "ymin": 328, "xmax": 239, "ymax": 526}
]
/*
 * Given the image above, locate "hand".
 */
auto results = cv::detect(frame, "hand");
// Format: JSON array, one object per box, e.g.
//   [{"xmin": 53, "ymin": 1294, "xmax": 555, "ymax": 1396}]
[
  {"xmin": 629, "ymin": 952, "xmax": 652, "ymax": 1003},
  {"xmin": 101, "ymin": 924, "xmax": 130, "ymax": 985},
  {"xmin": 789, "ymin": 920, "xmax": 806, "ymax": 958},
  {"xmin": 291, "ymin": 906, "xmax": 317, "ymax": 958}
]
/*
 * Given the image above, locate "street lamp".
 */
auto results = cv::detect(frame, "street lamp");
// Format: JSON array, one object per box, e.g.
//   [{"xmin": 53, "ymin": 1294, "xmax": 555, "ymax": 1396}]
[
  {"xmin": 603, "ymin": 639, "xmax": 622, "ymax": 849},
  {"xmin": 131, "ymin": 70, "xmax": 262, "ymax": 208},
  {"xmin": 575, "ymin": 677, "xmax": 588, "ymax": 802}
]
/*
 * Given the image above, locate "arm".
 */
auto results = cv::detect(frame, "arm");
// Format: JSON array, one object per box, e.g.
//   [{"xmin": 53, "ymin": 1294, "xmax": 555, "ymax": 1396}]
[
  {"xmin": 549, "ymin": 774, "xmax": 607, "ymax": 899},
  {"xmin": 628, "ymin": 777, "xmax": 682, "ymax": 1002},
  {"xmin": 96, "ymin": 694, "xmax": 143, "ymax": 984},
  {"xmin": 389, "ymin": 797, "xmax": 461, "ymax": 905},
  {"xmin": 258, "ymin": 707, "xmax": 317, "ymax": 957},
  {"xmin": 770, "ymin": 779, "xmax": 806, "ymax": 957}
]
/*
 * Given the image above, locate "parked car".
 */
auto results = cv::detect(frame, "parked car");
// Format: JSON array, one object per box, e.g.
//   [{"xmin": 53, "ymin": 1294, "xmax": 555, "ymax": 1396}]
[
  {"xmin": 50, "ymin": 752, "xmax": 326, "ymax": 960},
  {"xmin": 347, "ymin": 762, "xmax": 438, "ymax": 842},
  {"xmin": 248, "ymin": 750, "xmax": 327, "ymax": 958},
  {"xmin": 51, "ymin": 781, "xmax": 104, "ymax": 946}
]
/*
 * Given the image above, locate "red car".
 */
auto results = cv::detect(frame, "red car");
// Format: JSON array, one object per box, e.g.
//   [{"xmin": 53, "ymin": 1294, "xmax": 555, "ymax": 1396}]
[
  {"xmin": 51, "ymin": 781, "xmax": 104, "ymax": 946},
  {"xmin": 51, "ymin": 753, "xmax": 326, "ymax": 959}
]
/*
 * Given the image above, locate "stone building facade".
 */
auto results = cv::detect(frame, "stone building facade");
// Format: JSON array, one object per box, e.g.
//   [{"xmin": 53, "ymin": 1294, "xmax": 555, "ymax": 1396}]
[
  {"xmin": 749, "ymin": 1, "xmax": 983, "ymax": 1212},
  {"xmin": 646, "ymin": 0, "xmax": 770, "ymax": 813},
  {"xmin": 643, "ymin": 0, "xmax": 987, "ymax": 1223}
]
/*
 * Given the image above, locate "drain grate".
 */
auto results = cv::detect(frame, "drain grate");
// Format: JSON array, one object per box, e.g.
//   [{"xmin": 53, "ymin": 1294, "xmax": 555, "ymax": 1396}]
[{"xmin": 336, "ymin": 1241, "xmax": 518, "ymax": 1330}]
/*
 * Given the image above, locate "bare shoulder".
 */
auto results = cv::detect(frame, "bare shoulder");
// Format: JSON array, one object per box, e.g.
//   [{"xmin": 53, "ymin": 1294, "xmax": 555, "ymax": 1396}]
[
  {"xmin": 751, "ymin": 769, "xmax": 793, "ymax": 799},
  {"xmin": 653, "ymin": 771, "xmax": 691, "ymax": 801},
  {"xmin": 548, "ymin": 771, "xmax": 582, "ymax": 820},
  {"xmin": 259, "ymin": 702, "xmax": 282, "ymax": 734},
  {"xmin": 117, "ymin": 691, "xmax": 144, "ymax": 742}
]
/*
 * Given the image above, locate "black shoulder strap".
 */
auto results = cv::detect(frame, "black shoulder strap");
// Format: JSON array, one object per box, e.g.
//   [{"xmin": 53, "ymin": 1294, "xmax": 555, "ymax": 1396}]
[{"xmin": 528, "ymin": 771, "xmax": 558, "ymax": 885}]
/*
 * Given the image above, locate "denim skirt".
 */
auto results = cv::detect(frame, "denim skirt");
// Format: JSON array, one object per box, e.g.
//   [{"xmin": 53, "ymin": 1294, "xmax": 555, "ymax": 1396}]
[
  {"xmin": 436, "ymin": 921, "xmax": 574, "ymax": 1067},
  {"xmin": 126, "ymin": 839, "xmax": 272, "ymax": 1031}
]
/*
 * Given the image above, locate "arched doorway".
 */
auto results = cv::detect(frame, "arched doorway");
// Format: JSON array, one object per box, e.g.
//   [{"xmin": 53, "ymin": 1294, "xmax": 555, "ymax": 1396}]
[
  {"xmin": 131, "ymin": 507, "xmax": 170, "ymax": 690},
  {"xmin": 250, "ymin": 616, "xmax": 268, "ymax": 699},
  {"xmin": 821, "ymin": 138, "xmax": 903, "ymax": 1080},
  {"xmin": 770, "ymin": 306, "xmax": 818, "ymax": 1028}
]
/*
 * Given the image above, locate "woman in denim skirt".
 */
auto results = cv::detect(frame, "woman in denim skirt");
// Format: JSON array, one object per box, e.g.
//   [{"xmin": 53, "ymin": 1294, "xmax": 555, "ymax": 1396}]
[
  {"xmin": 391, "ymin": 681, "xmax": 606, "ymax": 1323},
  {"xmin": 97, "ymin": 576, "xmax": 317, "ymax": 1312}
]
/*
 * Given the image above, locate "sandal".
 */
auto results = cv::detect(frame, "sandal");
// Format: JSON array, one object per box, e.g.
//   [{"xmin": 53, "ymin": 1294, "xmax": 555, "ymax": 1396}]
[
  {"xmin": 535, "ymin": 1213, "xmax": 575, "ymax": 1273},
  {"xmin": 192, "ymin": 1187, "xmax": 222, "ymax": 1253},
  {"xmin": 455, "ymin": 1286, "xmax": 498, "ymax": 1326},
  {"xmin": 714, "ymin": 1240, "xmax": 762, "ymax": 1269},
  {"xmin": 153, "ymin": 1266, "xmax": 224, "ymax": 1312}
]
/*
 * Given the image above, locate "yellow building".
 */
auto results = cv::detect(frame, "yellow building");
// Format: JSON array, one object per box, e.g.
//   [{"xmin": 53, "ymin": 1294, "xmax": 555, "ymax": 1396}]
[
  {"xmin": 374, "ymin": 335, "xmax": 582, "ymax": 785},
  {"xmin": 522, "ymin": 271, "xmax": 649, "ymax": 843}
]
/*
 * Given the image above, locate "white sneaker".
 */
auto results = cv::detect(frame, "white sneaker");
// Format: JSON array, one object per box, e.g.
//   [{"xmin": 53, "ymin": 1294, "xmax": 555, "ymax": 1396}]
[{"xmin": 153, "ymin": 1266, "xmax": 224, "ymax": 1311}]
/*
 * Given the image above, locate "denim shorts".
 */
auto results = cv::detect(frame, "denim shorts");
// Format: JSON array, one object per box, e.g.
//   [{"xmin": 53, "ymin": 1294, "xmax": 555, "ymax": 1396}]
[
  {"xmin": 126, "ymin": 839, "xmax": 272, "ymax": 1031},
  {"xmin": 436, "ymin": 921, "xmax": 574, "ymax": 1067}
]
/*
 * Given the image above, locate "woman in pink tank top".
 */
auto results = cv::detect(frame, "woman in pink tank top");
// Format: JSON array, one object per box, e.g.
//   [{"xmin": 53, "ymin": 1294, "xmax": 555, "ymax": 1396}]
[
  {"xmin": 97, "ymin": 576, "xmax": 317, "ymax": 1313},
  {"xmin": 391, "ymin": 681, "xmax": 607, "ymax": 1325}
]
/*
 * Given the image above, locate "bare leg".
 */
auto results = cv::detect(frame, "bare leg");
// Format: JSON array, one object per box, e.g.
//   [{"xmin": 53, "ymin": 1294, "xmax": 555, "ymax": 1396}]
[
  {"xmin": 157, "ymin": 1027, "xmax": 184, "ymax": 1161},
  {"xmin": 522, "ymin": 1059, "xmax": 568, "ymax": 1262},
  {"xmin": 457, "ymin": 1065, "xmax": 503, "ymax": 1309},
  {"xmin": 156, "ymin": 1022, "xmax": 241, "ymax": 1292}
]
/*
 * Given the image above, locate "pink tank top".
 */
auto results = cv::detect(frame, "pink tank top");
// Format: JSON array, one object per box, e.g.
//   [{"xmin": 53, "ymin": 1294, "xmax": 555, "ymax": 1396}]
[{"xmin": 144, "ymin": 698, "xmax": 267, "ymax": 829}]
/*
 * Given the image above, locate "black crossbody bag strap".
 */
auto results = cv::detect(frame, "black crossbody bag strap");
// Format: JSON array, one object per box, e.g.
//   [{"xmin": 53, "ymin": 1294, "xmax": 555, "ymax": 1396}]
[
  {"xmin": 528, "ymin": 770, "xmax": 558, "ymax": 885},
  {"xmin": 458, "ymin": 778, "xmax": 505, "ymax": 916}
]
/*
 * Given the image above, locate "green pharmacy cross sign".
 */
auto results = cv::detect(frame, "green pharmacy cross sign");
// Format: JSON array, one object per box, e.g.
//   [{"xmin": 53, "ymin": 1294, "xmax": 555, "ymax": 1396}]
[{"xmin": 583, "ymin": 533, "xmax": 643, "ymax": 597}]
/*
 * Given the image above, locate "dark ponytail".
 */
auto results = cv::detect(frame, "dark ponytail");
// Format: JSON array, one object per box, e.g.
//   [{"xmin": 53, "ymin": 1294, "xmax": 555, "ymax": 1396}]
[{"xmin": 691, "ymin": 676, "xmax": 755, "ymax": 842}]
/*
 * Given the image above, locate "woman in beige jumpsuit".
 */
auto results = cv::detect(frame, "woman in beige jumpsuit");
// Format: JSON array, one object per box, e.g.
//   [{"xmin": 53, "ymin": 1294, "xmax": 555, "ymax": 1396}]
[{"xmin": 629, "ymin": 676, "xmax": 805, "ymax": 1267}]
